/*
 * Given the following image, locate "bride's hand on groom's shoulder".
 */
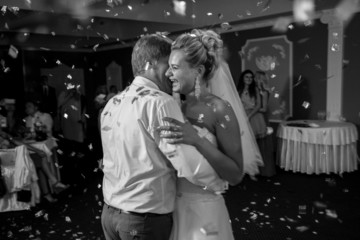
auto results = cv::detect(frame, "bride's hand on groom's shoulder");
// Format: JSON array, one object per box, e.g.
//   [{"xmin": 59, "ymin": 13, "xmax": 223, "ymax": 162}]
[{"xmin": 157, "ymin": 117, "xmax": 200, "ymax": 146}]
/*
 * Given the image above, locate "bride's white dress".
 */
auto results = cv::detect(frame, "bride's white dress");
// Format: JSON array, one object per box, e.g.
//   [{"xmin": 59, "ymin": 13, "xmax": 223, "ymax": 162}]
[{"xmin": 170, "ymin": 126, "xmax": 234, "ymax": 240}]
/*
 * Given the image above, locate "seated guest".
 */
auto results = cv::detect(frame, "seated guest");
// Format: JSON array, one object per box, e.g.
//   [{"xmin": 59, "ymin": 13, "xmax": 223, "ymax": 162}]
[
  {"xmin": 24, "ymin": 100, "xmax": 53, "ymax": 140},
  {"xmin": 1, "ymin": 100, "xmax": 68, "ymax": 203},
  {"xmin": 0, "ymin": 128, "xmax": 68, "ymax": 203}
]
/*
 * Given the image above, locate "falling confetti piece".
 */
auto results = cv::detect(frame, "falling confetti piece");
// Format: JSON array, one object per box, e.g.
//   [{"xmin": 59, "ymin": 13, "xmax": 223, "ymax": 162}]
[
  {"xmin": 65, "ymin": 216, "xmax": 72, "ymax": 222},
  {"xmin": 197, "ymin": 113, "xmax": 204, "ymax": 123},
  {"xmin": 293, "ymin": 0, "xmax": 315, "ymax": 22},
  {"xmin": 8, "ymin": 45, "xmax": 19, "ymax": 59},
  {"xmin": 35, "ymin": 210, "xmax": 44, "ymax": 217},
  {"xmin": 296, "ymin": 226, "xmax": 309, "ymax": 232},
  {"xmin": 313, "ymin": 201, "xmax": 327, "ymax": 209},
  {"xmin": 302, "ymin": 101, "xmax": 310, "ymax": 109},
  {"xmin": 331, "ymin": 43, "xmax": 340, "ymax": 52},
  {"xmin": 93, "ymin": 44, "xmax": 100, "ymax": 51},
  {"xmin": 173, "ymin": 0, "xmax": 186, "ymax": 16},
  {"xmin": 200, "ymin": 222, "xmax": 218, "ymax": 236},
  {"xmin": 144, "ymin": 62, "xmax": 150, "ymax": 71},
  {"xmin": 220, "ymin": 22, "xmax": 232, "ymax": 30},
  {"xmin": 325, "ymin": 209, "xmax": 338, "ymax": 218}
]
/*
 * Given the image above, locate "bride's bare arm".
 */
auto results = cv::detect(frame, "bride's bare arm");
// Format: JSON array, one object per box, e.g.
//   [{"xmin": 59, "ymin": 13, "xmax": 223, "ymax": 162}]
[{"xmin": 159, "ymin": 99, "xmax": 244, "ymax": 185}]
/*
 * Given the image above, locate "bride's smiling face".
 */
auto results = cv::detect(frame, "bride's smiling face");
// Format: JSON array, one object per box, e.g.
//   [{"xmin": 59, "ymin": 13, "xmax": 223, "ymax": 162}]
[{"xmin": 166, "ymin": 50, "xmax": 198, "ymax": 95}]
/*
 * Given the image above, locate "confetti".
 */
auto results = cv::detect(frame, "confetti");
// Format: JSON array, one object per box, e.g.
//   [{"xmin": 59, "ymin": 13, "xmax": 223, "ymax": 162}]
[
  {"xmin": 293, "ymin": 0, "xmax": 314, "ymax": 22},
  {"xmin": 299, "ymin": 205, "xmax": 307, "ymax": 214},
  {"xmin": 296, "ymin": 226, "xmax": 309, "ymax": 232},
  {"xmin": 331, "ymin": 43, "xmax": 340, "ymax": 52},
  {"xmin": 8, "ymin": 45, "xmax": 19, "ymax": 59},
  {"xmin": 200, "ymin": 222, "xmax": 218, "ymax": 236},
  {"xmin": 93, "ymin": 44, "xmax": 100, "ymax": 51},
  {"xmin": 313, "ymin": 201, "xmax": 327, "ymax": 209},
  {"xmin": 144, "ymin": 62, "xmax": 150, "ymax": 71},
  {"xmin": 302, "ymin": 101, "xmax": 310, "ymax": 109},
  {"xmin": 325, "ymin": 209, "xmax": 338, "ymax": 219},
  {"xmin": 35, "ymin": 210, "xmax": 44, "ymax": 217},
  {"xmin": 220, "ymin": 22, "xmax": 232, "ymax": 30},
  {"xmin": 173, "ymin": 0, "xmax": 186, "ymax": 16}
]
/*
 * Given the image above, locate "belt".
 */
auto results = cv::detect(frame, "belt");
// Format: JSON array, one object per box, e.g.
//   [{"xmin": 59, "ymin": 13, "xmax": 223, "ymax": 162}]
[{"xmin": 105, "ymin": 203, "xmax": 172, "ymax": 218}]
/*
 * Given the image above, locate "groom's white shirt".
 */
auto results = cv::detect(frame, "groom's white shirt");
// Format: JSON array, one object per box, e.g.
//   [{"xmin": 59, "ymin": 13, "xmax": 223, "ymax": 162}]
[{"xmin": 101, "ymin": 76, "xmax": 227, "ymax": 214}]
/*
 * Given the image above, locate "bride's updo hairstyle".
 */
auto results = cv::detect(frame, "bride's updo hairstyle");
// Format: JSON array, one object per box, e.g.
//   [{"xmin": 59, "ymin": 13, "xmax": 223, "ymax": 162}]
[{"xmin": 171, "ymin": 29, "xmax": 223, "ymax": 82}]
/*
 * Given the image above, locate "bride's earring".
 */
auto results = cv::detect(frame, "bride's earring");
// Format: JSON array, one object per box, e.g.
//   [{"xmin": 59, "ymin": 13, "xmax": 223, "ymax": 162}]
[{"xmin": 194, "ymin": 76, "xmax": 201, "ymax": 99}]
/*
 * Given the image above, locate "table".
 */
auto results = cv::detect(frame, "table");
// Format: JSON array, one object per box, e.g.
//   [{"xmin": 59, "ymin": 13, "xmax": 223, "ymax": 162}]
[{"xmin": 277, "ymin": 120, "xmax": 359, "ymax": 174}]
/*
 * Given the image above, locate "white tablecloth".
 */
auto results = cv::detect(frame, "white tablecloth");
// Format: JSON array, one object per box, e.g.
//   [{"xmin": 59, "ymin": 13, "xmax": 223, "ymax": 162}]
[
  {"xmin": 277, "ymin": 120, "xmax": 359, "ymax": 174},
  {"xmin": 0, "ymin": 145, "xmax": 40, "ymax": 212}
]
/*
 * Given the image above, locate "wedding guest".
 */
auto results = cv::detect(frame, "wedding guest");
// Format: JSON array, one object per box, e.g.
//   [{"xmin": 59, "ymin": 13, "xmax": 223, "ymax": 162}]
[
  {"xmin": 37, "ymin": 75, "xmax": 57, "ymax": 118},
  {"xmin": 238, "ymin": 70, "xmax": 267, "ymax": 138},
  {"xmin": 255, "ymin": 71, "xmax": 276, "ymax": 177},
  {"xmin": 0, "ymin": 124, "xmax": 68, "ymax": 203},
  {"xmin": 255, "ymin": 71, "xmax": 271, "ymax": 122},
  {"xmin": 24, "ymin": 100, "xmax": 53, "ymax": 140},
  {"xmin": 57, "ymin": 86, "xmax": 86, "ymax": 144},
  {"xmin": 105, "ymin": 85, "xmax": 119, "ymax": 101}
]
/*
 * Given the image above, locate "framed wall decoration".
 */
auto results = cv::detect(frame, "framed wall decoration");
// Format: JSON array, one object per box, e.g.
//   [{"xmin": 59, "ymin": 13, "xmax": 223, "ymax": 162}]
[{"xmin": 241, "ymin": 35, "xmax": 293, "ymax": 122}]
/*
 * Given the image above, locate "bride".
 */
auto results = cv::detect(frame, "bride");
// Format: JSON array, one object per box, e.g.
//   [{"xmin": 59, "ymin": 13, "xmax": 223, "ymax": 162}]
[{"xmin": 158, "ymin": 29, "xmax": 263, "ymax": 240}]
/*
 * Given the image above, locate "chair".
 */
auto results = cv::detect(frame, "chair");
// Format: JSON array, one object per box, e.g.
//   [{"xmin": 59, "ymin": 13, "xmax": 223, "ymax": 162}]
[{"xmin": 0, "ymin": 145, "xmax": 40, "ymax": 212}]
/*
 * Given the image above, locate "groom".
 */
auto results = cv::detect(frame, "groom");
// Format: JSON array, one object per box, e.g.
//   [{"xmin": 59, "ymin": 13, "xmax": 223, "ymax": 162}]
[{"xmin": 100, "ymin": 34, "xmax": 227, "ymax": 240}]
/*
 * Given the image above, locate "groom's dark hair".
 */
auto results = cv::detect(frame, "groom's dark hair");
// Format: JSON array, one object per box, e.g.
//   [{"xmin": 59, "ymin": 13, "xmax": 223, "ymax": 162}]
[{"xmin": 131, "ymin": 34, "xmax": 172, "ymax": 76}]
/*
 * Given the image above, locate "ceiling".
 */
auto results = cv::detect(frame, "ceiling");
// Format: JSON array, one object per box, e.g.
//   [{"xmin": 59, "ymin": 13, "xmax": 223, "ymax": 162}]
[{"xmin": 0, "ymin": 0, "xmax": 343, "ymax": 52}]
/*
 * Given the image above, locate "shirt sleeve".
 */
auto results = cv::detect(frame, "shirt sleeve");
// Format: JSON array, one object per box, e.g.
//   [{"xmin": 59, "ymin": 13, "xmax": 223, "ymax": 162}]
[{"xmin": 155, "ymin": 98, "xmax": 228, "ymax": 193}]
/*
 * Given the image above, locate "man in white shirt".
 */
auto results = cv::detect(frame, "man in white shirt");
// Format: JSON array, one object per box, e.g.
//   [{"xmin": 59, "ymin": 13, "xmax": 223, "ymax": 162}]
[{"xmin": 100, "ymin": 34, "xmax": 227, "ymax": 240}]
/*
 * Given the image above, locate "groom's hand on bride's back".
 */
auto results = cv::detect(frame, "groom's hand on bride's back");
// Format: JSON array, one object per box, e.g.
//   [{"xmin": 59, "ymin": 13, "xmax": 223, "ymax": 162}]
[{"xmin": 157, "ymin": 117, "xmax": 201, "ymax": 146}]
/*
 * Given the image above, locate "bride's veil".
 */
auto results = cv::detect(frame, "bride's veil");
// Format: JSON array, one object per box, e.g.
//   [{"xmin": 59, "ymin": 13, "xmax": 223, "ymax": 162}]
[{"xmin": 208, "ymin": 59, "xmax": 264, "ymax": 176}]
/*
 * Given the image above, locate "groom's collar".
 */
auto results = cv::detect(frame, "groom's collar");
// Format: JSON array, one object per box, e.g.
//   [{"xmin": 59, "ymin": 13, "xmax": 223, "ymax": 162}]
[{"xmin": 132, "ymin": 76, "xmax": 160, "ymax": 91}]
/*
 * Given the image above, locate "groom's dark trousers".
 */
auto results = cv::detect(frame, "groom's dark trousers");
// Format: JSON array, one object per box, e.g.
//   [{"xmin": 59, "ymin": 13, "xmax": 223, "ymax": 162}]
[{"xmin": 101, "ymin": 203, "xmax": 173, "ymax": 240}]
